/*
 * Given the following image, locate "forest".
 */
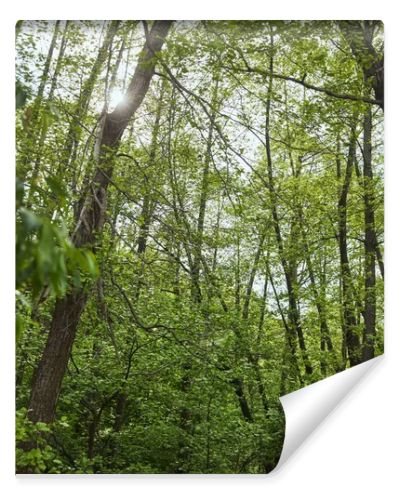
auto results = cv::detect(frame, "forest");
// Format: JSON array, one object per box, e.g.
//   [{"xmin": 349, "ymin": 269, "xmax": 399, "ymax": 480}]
[{"xmin": 16, "ymin": 20, "xmax": 383, "ymax": 474}]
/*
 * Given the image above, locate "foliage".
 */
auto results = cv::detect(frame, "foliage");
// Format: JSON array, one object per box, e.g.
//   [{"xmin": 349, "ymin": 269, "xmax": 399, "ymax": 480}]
[{"xmin": 15, "ymin": 20, "xmax": 383, "ymax": 474}]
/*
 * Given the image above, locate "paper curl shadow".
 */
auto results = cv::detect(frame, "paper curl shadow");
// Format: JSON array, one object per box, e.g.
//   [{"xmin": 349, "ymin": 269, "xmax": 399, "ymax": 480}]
[{"xmin": 273, "ymin": 355, "xmax": 382, "ymax": 472}]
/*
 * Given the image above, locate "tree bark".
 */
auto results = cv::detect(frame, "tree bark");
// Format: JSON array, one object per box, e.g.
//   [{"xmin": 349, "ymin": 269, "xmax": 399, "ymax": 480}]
[
  {"xmin": 361, "ymin": 103, "xmax": 377, "ymax": 361},
  {"xmin": 337, "ymin": 134, "xmax": 362, "ymax": 367},
  {"xmin": 28, "ymin": 292, "xmax": 87, "ymax": 422},
  {"xmin": 27, "ymin": 21, "xmax": 172, "ymax": 424}
]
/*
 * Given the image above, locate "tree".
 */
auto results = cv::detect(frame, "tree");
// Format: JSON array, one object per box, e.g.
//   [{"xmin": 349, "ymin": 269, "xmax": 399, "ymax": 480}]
[{"xmin": 27, "ymin": 20, "xmax": 172, "ymax": 425}]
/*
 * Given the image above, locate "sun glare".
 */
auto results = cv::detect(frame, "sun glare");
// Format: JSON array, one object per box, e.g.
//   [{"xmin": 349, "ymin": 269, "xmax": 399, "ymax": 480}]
[{"xmin": 109, "ymin": 89, "xmax": 125, "ymax": 110}]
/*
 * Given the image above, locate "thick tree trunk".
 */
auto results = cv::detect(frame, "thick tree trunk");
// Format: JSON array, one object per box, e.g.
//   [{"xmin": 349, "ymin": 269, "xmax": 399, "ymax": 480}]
[
  {"xmin": 28, "ymin": 21, "xmax": 172, "ymax": 424},
  {"xmin": 28, "ymin": 292, "xmax": 87, "ymax": 422}
]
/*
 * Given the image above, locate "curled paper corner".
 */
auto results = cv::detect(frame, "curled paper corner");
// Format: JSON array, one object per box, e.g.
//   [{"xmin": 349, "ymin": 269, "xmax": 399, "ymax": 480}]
[{"xmin": 274, "ymin": 355, "xmax": 383, "ymax": 472}]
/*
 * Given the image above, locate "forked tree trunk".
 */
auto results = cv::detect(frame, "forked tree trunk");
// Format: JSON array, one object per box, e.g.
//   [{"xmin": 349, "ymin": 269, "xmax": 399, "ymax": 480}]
[
  {"xmin": 28, "ymin": 20, "xmax": 172, "ymax": 424},
  {"xmin": 264, "ymin": 43, "xmax": 313, "ymax": 377},
  {"xmin": 295, "ymin": 179, "xmax": 336, "ymax": 374}
]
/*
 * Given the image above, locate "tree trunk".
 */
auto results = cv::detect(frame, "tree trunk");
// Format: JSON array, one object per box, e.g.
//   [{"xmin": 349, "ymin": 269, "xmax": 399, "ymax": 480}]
[
  {"xmin": 353, "ymin": 155, "xmax": 384, "ymax": 281},
  {"xmin": 28, "ymin": 21, "xmax": 70, "ymax": 205},
  {"xmin": 191, "ymin": 77, "xmax": 219, "ymax": 302},
  {"xmin": 361, "ymin": 103, "xmax": 377, "ymax": 361},
  {"xmin": 337, "ymin": 134, "xmax": 362, "ymax": 367},
  {"xmin": 297, "ymin": 199, "xmax": 336, "ymax": 374},
  {"xmin": 22, "ymin": 21, "xmax": 60, "ymax": 177},
  {"xmin": 28, "ymin": 21, "xmax": 60, "ymax": 131},
  {"xmin": 28, "ymin": 292, "xmax": 87, "ymax": 422},
  {"xmin": 264, "ymin": 42, "xmax": 313, "ymax": 377},
  {"xmin": 241, "ymin": 232, "xmax": 270, "ymax": 413},
  {"xmin": 27, "ymin": 21, "xmax": 172, "ymax": 424}
]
